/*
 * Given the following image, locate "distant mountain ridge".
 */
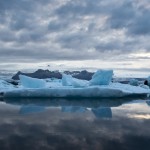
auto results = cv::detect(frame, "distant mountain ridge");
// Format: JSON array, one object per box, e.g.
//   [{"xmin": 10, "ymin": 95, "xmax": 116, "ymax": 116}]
[{"xmin": 12, "ymin": 69, "xmax": 94, "ymax": 80}]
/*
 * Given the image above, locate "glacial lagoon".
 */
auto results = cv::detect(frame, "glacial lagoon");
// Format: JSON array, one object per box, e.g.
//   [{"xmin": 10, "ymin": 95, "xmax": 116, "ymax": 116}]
[{"xmin": 0, "ymin": 97, "xmax": 150, "ymax": 150}]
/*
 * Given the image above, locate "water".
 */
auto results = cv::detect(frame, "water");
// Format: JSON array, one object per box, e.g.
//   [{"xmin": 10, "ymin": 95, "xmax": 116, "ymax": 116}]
[{"xmin": 0, "ymin": 98, "xmax": 150, "ymax": 150}]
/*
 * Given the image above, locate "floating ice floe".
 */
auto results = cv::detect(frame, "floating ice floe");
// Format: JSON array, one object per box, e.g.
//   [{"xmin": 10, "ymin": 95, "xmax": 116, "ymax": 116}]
[
  {"xmin": 2, "ymin": 70, "xmax": 150, "ymax": 98},
  {"xmin": 3, "ymin": 83, "xmax": 150, "ymax": 98}
]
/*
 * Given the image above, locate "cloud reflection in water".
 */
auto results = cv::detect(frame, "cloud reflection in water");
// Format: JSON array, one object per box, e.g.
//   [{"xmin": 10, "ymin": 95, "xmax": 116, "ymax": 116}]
[{"xmin": 0, "ymin": 98, "xmax": 150, "ymax": 149}]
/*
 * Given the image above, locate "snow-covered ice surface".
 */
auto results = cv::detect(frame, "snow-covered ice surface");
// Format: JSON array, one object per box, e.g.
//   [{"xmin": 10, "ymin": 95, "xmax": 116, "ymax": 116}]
[
  {"xmin": 108, "ymin": 83, "xmax": 149, "ymax": 94},
  {"xmin": 3, "ymin": 83, "xmax": 150, "ymax": 98}
]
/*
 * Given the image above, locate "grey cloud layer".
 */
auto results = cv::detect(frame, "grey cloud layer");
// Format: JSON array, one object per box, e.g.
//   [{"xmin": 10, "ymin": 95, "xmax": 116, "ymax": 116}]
[{"xmin": 0, "ymin": 0, "xmax": 150, "ymax": 63}]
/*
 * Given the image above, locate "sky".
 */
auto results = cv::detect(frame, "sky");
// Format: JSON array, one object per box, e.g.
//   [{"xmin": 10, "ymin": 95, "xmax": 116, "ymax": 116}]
[{"xmin": 0, "ymin": 0, "xmax": 150, "ymax": 77}]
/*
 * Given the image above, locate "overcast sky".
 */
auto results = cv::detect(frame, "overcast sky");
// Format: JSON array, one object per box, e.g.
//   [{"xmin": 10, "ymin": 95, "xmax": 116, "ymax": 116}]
[{"xmin": 0, "ymin": 0, "xmax": 150, "ymax": 76}]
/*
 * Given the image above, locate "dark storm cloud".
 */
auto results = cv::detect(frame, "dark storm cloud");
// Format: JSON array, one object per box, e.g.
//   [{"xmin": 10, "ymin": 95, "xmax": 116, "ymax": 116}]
[
  {"xmin": 128, "ymin": 9, "xmax": 150, "ymax": 35},
  {"xmin": 106, "ymin": 0, "xmax": 150, "ymax": 36},
  {"xmin": 0, "ymin": 0, "xmax": 150, "ymax": 63},
  {"xmin": 0, "ymin": 0, "xmax": 50, "ymax": 11},
  {"xmin": 107, "ymin": 1, "xmax": 135, "ymax": 29}
]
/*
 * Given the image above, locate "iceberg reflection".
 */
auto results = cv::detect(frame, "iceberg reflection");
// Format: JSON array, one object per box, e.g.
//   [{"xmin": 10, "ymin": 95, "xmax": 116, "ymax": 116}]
[
  {"xmin": 4, "ymin": 97, "xmax": 131, "ymax": 108},
  {"xmin": 19, "ymin": 105, "xmax": 46, "ymax": 115},
  {"xmin": 0, "ymin": 99, "xmax": 150, "ymax": 149},
  {"xmin": 146, "ymin": 100, "xmax": 150, "ymax": 106},
  {"xmin": 61, "ymin": 106, "xmax": 87, "ymax": 113},
  {"xmin": 92, "ymin": 107, "xmax": 112, "ymax": 118}
]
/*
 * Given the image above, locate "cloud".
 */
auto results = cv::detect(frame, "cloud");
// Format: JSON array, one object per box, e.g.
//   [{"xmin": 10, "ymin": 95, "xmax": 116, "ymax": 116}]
[
  {"xmin": 106, "ymin": 1, "xmax": 135, "ymax": 29},
  {"xmin": 128, "ymin": 9, "xmax": 150, "ymax": 35},
  {"xmin": 106, "ymin": 0, "xmax": 150, "ymax": 36},
  {"xmin": 0, "ymin": 0, "xmax": 149, "ymax": 66}
]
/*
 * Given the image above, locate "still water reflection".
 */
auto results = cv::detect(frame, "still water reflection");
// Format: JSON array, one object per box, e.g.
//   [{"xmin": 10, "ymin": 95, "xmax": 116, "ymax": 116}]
[{"xmin": 0, "ymin": 98, "xmax": 150, "ymax": 150}]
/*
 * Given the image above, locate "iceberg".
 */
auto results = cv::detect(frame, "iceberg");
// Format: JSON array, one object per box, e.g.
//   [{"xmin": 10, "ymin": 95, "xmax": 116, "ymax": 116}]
[
  {"xmin": 71, "ymin": 78, "xmax": 89, "ymax": 87},
  {"xmin": 3, "ymin": 83, "xmax": 150, "ymax": 98},
  {"xmin": 62, "ymin": 74, "xmax": 73, "ymax": 86},
  {"xmin": 62, "ymin": 74, "xmax": 89, "ymax": 87},
  {"xmin": 90, "ymin": 70, "xmax": 113, "ymax": 85},
  {"xmin": 2, "ymin": 70, "xmax": 150, "ymax": 98},
  {"xmin": 62, "ymin": 70, "xmax": 113, "ymax": 87},
  {"xmin": 19, "ymin": 75, "xmax": 46, "ymax": 88}
]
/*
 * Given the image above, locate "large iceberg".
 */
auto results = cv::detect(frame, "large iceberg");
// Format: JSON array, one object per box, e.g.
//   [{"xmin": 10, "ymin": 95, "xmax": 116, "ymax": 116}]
[
  {"xmin": 3, "ymin": 83, "xmax": 150, "ymax": 98},
  {"xmin": 1, "ymin": 70, "xmax": 150, "ymax": 98},
  {"xmin": 19, "ymin": 75, "xmax": 46, "ymax": 88},
  {"xmin": 90, "ymin": 70, "xmax": 113, "ymax": 85}
]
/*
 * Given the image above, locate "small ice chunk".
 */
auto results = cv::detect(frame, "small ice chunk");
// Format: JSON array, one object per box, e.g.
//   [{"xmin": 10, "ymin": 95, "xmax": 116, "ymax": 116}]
[
  {"xmin": 129, "ymin": 79, "xmax": 139, "ymax": 86},
  {"xmin": 90, "ymin": 70, "xmax": 113, "ymax": 85},
  {"xmin": 19, "ymin": 75, "xmax": 46, "ymax": 88}
]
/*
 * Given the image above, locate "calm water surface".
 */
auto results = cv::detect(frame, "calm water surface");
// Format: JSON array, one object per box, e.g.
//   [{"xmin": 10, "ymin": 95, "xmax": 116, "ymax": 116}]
[{"xmin": 0, "ymin": 97, "xmax": 150, "ymax": 150}]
